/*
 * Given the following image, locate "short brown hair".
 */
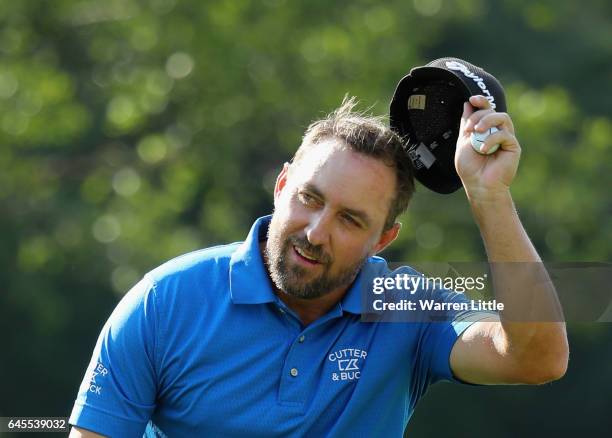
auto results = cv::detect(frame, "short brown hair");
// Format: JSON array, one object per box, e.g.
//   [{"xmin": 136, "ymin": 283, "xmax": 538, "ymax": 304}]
[{"xmin": 291, "ymin": 96, "xmax": 415, "ymax": 230}]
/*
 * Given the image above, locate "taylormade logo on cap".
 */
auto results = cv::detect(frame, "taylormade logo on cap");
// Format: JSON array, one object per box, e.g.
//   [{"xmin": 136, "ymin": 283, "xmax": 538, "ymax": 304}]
[{"xmin": 445, "ymin": 61, "xmax": 497, "ymax": 109}]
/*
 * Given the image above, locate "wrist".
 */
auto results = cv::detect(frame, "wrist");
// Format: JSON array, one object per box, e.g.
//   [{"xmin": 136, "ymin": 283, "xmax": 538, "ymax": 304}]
[
  {"xmin": 465, "ymin": 186, "xmax": 512, "ymax": 209},
  {"xmin": 467, "ymin": 189, "xmax": 516, "ymax": 225}
]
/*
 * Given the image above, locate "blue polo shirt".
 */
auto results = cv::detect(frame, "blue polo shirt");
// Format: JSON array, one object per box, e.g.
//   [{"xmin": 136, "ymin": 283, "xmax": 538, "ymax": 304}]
[{"xmin": 69, "ymin": 216, "xmax": 494, "ymax": 437}]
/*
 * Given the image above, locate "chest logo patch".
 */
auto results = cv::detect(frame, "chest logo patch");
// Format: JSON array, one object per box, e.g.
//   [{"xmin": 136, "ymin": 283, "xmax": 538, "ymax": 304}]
[{"xmin": 328, "ymin": 348, "xmax": 367, "ymax": 382}]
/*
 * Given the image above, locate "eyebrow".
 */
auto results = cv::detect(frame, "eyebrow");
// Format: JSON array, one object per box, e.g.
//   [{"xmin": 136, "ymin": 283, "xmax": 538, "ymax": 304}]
[{"xmin": 302, "ymin": 183, "xmax": 372, "ymax": 227}]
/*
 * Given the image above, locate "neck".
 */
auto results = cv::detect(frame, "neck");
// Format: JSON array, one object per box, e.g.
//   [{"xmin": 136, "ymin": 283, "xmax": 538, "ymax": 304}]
[
  {"xmin": 259, "ymin": 241, "xmax": 348, "ymax": 326},
  {"xmin": 275, "ymin": 285, "xmax": 347, "ymax": 326}
]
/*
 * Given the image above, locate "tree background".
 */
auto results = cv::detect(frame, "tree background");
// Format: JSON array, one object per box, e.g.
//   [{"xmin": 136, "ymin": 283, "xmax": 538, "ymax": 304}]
[{"xmin": 0, "ymin": 0, "xmax": 610, "ymax": 436}]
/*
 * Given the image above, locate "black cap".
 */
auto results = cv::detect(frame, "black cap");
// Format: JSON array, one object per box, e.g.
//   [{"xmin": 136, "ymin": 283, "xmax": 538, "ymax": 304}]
[{"xmin": 390, "ymin": 57, "xmax": 507, "ymax": 194}]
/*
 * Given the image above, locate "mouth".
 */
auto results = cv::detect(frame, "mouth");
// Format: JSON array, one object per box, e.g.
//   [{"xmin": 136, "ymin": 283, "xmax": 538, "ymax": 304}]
[{"xmin": 293, "ymin": 245, "xmax": 322, "ymax": 266}]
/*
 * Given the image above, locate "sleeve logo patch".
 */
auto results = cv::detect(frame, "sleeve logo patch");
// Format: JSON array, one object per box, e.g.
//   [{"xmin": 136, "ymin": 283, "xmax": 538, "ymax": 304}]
[{"xmin": 83, "ymin": 362, "xmax": 109, "ymax": 396}]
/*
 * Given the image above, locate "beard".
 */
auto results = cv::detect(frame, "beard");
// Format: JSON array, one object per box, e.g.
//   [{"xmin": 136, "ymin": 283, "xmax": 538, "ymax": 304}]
[{"xmin": 265, "ymin": 223, "xmax": 367, "ymax": 300}]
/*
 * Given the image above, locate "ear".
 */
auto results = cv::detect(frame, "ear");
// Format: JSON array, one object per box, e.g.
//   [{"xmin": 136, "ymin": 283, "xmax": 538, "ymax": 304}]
[
  {"xmin": 371, "ymin": 222, "xmax": 401, "ymax": 255},
  {"xmin": 273, "ymin": 162, "xmax": 291, "ymax": 206}
]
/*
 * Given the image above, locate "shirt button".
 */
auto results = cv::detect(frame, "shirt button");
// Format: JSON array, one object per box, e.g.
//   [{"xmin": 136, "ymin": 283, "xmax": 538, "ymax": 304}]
[
  {"xmin": 298, "ymin": 335, "xmax": 305, "ymax": 343},
  {"xmin": 278, "ymin": 307, "xmax": 285, "ymax": 314},
  {"xmin": 290, "ymin": 368, "xmax": 299, "ymax": 377}
]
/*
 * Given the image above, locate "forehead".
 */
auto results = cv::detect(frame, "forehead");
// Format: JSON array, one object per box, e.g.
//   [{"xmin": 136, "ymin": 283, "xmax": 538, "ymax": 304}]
[{"xmin": 289, "ymin": 139, "xmax": 397, "ymax": 222}]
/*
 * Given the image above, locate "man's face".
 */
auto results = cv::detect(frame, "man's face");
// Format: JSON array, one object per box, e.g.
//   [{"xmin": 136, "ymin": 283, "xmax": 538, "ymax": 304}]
[{"xmin": 266, "ymin": 139, "xmax": 400, "ymax": 300}]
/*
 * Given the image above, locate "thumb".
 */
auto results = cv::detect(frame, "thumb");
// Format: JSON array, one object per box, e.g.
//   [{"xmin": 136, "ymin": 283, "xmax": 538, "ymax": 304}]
[{"xmin": 459, "ymin": 102, "xmax": 473, "ymax": 135}]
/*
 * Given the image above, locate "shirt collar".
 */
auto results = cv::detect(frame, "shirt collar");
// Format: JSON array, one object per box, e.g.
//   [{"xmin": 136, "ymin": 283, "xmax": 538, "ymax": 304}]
[
  {"xmin": 229, "ymin": 215, "xmax": 277, "ymax": 305},
  {"xmin": 229, "ymin": 215, "xmax": 387, "ymax": 315},
  {"xmin": 341, "ymin": 256, "xmax": 388, "ymax": 315}
]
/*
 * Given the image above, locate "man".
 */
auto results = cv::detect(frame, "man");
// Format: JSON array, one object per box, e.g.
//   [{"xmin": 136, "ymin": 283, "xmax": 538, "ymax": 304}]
[{"xmin": 69, "ymin": 95, "xmax": 568, "ymax": 437}]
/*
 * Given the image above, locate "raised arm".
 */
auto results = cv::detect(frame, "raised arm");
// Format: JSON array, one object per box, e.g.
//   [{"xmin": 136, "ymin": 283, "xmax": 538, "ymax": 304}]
[{"xmin": 449, "ymin": 95, "xmax": 569, "ymax": 385}]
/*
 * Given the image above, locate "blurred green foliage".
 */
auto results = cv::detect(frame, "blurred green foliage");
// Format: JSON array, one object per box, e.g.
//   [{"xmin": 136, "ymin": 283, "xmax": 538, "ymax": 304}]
[{"xmin": 0, "ymin": 0, "xmax": 610, "ymax": 436}]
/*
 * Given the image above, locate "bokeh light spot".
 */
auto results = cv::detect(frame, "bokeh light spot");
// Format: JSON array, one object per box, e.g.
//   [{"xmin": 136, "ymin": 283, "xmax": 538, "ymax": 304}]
[
  {"xmin": 112, "ymin": 167, "xmax": 142, "ymax": 196},
  {"xmin": 415, "ymin": 222, "xmax": 443, "ymax": 249},
  {"xmin": 166, "ymin": 52, "xmax": 194, "ymax": 79},
  {"xmin": 138, "ymin": 135, "xmax": 168, "ymax": 164},
  {"xmin": 92, "ymin": 215, "xmax": 121, "ymax": 243}
]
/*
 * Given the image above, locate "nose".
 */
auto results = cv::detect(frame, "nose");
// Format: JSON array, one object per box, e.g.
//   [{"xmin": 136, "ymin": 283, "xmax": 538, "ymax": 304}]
[{"xmin": 305, "ymin": 211, "xmax": 332, "ymax": 248}]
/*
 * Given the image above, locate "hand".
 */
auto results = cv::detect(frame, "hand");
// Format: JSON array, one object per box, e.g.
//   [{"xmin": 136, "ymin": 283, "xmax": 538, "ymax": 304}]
[{"xmin": 455, "ymin": 95, "xmax": 521, "ymax": 203}]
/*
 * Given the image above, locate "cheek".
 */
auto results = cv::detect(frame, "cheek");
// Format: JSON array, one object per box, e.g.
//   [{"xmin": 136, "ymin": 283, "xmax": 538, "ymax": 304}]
[
  {"xmin": 272, "ymin": 193, "xmax": 292, "ymax": 223},
  {"xmin": 332, "ymin": 233, "xmax": 373, "ymax": 263},
  {"xmin": 275, "ymin": 188, "xmax": 298, "ymax": 213},
  {"xmin": 279, "ymin": 192, "xmax": 311, "ymax": 224},
  {"xmin": 273, "ymin": 194, "xmax": 306, "ymax": 235}
]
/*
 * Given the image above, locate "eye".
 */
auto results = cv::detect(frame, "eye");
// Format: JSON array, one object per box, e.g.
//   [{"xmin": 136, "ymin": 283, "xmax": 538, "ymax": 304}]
[
  {"xmin": 298, "ymin": 192, "xmax": 318, "ymax": 207},
  {"xmin": 341, "ymin": 213, "xmax": 360, "ymax": 227}
]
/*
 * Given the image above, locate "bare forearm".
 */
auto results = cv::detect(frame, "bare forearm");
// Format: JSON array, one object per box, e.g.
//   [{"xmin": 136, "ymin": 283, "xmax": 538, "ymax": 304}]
[
  {"xmin": 469, "ymin": 189, "xmax": 538, "ymax": 262},
  {"xmin": 469, "ymin": 189, "xmax": 568, "ymax": 381}
]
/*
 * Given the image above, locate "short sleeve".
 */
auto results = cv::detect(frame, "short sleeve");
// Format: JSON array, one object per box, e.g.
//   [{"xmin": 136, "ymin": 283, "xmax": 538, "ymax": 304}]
[
  {"xmin": 418, "ymin": 288, "xmax": 498, "ymax": 384},
  {"xmin": 69, "ymin": 276, "xmax": 159, "ymax": 437}
]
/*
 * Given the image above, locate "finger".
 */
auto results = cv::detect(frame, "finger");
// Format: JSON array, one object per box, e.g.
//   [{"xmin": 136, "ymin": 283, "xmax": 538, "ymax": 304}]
[
  {"xmin": 465, "ymin": 107, "xmax": 495, "ymax": 133},
  {"xmin": 474, "ymin": 112, "xmax": 515, "ymax": 135},
  {"xmin": 480, "ymin": 130, "xmax": 521, "ymax": 154},
  {"xmin": 459, "ymin": 101, "xmax": 474, "ymax": 134},
  {"xmin": 469, "ymin": 95, "xmax": 493, "ymax": 110}
]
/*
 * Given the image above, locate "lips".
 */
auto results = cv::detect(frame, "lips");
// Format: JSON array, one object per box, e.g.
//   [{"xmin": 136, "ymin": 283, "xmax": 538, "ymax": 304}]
[{"xmin": 293, "ymin": 245, "xmax": 321, "ymax": 265}]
